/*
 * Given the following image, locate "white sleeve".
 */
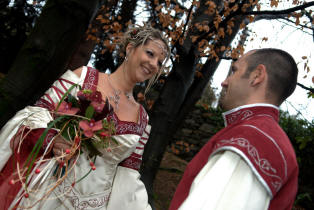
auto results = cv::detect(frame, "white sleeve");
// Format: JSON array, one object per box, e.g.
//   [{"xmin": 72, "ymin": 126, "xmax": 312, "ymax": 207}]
[
  {"xmin": 179, "ymin": 151, "xmax": 271, "ymax": 210},
  {"xmin": 0, "ymin": 69, "xmax": 84, "ymax": 171},
  {"xmin": 107, "ymin": 124, "xmax": 152, "ymax": 210}
]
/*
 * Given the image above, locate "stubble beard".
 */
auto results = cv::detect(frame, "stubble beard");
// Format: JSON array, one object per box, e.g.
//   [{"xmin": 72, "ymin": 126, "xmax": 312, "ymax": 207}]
[{"xmin": 218, "ymin": 89, "xmax": 228, "ymax": 111}]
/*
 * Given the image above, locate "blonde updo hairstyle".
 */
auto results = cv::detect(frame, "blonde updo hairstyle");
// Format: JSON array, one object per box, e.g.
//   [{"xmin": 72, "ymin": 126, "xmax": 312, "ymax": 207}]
[{"xmin": 119, "ymin": 24, "xmax": 171, "ymax": 95}]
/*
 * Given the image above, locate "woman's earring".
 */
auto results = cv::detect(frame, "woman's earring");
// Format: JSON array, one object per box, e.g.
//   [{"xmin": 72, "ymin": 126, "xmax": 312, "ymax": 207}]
[{"xmin": 125, "ymin": 51, "xmax": 129, "ymax": 62}]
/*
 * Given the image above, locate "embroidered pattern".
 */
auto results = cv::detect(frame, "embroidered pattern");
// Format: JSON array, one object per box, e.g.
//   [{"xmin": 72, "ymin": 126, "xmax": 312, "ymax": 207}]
[
  {"xmin": 214, "ymin": 137, "xmax": 283, "ymax": 192},
  {"xmin": 108, "ymin": 106, "xmax": 148, "ymax": 136},
  {"xmin": 83, "ymin": 67, "xmax": 98, "ymax": 91},
  {"xmin": 58, "ymin": 183, "xmax": 110, "ymax": 210},
  {"xmin": 226, "ymin": 110, "xmax": 253, "ymax": 125},
  {"xmin": 119, "ymin": 155, "xmax": 142, "ymax": 171}
]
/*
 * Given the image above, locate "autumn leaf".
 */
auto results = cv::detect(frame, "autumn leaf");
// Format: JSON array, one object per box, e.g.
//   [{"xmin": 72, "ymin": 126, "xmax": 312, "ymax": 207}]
[
  {"xmin": 295, "ymin": 17, "xmax": 300, "ymax": 26},
  {"xmin": 146, "ymin": 100, "xmax": 154, "ymax": 110},
  {"xmin": 231, "ymin": 4, "xmax": 238, "ymax": 12},
  {"xmin": 302, "ymin": 56, "xmax": 307, "ymax": 59},
  {"xmin": 312, "ymin": 76, "xmax": 314, "ymax": 84},
  {"xmin": 270, "ymin": 0, "xmax": 279, "ymax": 7},
  {"xmin": 191, "ymin": 36, "xmax": 198, "ymax": 43},
  {"xmin": 195, "ymin": 71, "xmax": 203, "ymax": 78},
  {"xmin": 137, "ymin": 92, "xmax": 145, "ymax": 102},
  {"xmin": 240, "ymin": 22, "xmax": 246, "ymax": 29},
  {"xmin": 227, "ymin": 26, "xmax": 232, "ymax": 35},
  {"xmin": 262, "ymin": 37, "xmax": 268, "ymax": 42},
  {"xmin": 218, "ymin": 28, "xmax": 225, "ymax": 38},
  {"xmin": 248, "ymin": 15, "xmax": 255, "ymax": 23},
  {"xmin": 257, "ymin": 3, "xmax": 261, "ymax": 11}
]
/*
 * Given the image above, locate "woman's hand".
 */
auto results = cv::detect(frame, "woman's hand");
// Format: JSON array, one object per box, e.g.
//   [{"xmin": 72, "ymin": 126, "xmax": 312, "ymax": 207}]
[{"xmin": 52, "ymin": 136, "xmax": 73, "ymax": 158}]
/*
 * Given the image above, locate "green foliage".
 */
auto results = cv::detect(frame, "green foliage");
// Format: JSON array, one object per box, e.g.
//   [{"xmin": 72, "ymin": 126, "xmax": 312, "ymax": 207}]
[
  {"xmin": 85, "ymin": 106, "xmax": 95, "ymax": 119},
  {"xmin": 279, "ymin": 111, "xmax": 314, "ymax": 209}
]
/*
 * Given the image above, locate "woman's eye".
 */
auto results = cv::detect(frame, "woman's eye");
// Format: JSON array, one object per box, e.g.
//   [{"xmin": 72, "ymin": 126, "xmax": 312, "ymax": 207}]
[
  {"xmin": 146, "ymin": 50, "xmax": 153, "ymax": 57},
  {"xmin": 158, "ymin": 61, "xmax": 162, "ymax": 68}
]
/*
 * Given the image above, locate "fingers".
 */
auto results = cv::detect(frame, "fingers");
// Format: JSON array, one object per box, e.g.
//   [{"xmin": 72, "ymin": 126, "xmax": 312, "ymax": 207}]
[{"xmin": 52, "ymin": 136, "xmax": 72, "ymax": 158}]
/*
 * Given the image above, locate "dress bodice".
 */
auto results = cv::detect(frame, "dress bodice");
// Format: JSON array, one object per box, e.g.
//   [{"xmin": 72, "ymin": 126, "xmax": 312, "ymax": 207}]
[{"xmin": 15, "ymin": 67, "xmax": 151, "ymax": 210}]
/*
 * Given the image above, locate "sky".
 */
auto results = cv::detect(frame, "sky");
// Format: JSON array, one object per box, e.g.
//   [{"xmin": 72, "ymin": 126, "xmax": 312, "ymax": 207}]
[{"xmin": 211, "ymin": 16, "xmax": 314, "ymax": 122}]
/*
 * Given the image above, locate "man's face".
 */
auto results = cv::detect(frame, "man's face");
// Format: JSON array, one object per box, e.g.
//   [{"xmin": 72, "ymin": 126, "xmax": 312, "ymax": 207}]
[{"xmin": 220, "ymin": 52, "xmax": 253, "ymax": 111}]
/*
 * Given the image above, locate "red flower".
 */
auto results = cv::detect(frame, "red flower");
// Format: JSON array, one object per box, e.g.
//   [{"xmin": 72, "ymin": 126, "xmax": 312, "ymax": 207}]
[
  {"xmin": 90, "ymin": 91, "xmax": 102, "ymax": 103},
  {"xmin": 79, "ymin": 119, "xmax": 103, "ymax": 138},
  {"xmin": 56, "ymin": 102, "xmax": 79, "ymax": 115},
  {"xmin": 77, "ymin": 89, "xmax": 102, "ymax": 103},
  {"xmin": 91, "ymin": 101, "xmax": 105, "ymax": 113},
  {"xmin": 131, "ymin": 29, "xmax": 137, "ymax": 36},
  {"xmin": 99, "ymin": 131, "xmax": 110, "ymax": 138}
]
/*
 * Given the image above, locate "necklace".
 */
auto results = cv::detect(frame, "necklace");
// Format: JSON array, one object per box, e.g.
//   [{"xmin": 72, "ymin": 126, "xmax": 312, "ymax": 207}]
[{"xmin": 107, "ymin": 75, "xmax": 132, "ymax": 110}]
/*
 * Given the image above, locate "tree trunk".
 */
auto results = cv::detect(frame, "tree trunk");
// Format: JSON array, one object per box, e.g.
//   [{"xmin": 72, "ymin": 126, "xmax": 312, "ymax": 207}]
[
  {"xmin": 140, "ymin": 0, "xmax": 220, "ymax": 203},
  {"xmin": 141, "ymin": 0, "xmax": 254, "ymax": 205},
  {"xmin": 140, "ymin": 46, "xmax": 197, "ymax": 206},
  {"xmin": 66, "ymin": 0, "xmax": 121, "ymax": 70},
  {"xmin": 0, "ymin": 0, "xmax": 105, "ymax": 128}
]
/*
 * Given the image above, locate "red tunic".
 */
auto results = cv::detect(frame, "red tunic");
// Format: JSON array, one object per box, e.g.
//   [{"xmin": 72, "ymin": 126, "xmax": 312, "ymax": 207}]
[{"xmin": 170, "ymin": 104, "xmax": 298, "ymax": 210}]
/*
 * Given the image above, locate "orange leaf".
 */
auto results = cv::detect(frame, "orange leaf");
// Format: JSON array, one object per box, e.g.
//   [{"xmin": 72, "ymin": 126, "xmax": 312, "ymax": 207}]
[
  {"xmin": 270, "ymin": 0, "xmax": 279, "ymax": 7},
  {"xmin": 240, "ymin": 22, "xmax": 246, "ymax": 29},
  {"xmin": 191, "ymin": 36, "xmax": 198, "ymax": 43},
  {"xmin": 295, "ymin": 17, "xmax": 300, "ymax": 26},
  {"xmin": 137, "ymin": 92, "xmax": 145, "ymax": 102},
  {"xmin": 248, "ymin": 15, "xmax": 254, "ymax": 23},
  {"xmin": 195, "ymin": 71, "xmax": 203, "ymax": 78},
  {"xmin": 257, "ymin": 3, "xmax": 261, "ymax": 11},
  {"xmin": 218, "ymin": 28, "xmax": 225, "ymax": 38}
]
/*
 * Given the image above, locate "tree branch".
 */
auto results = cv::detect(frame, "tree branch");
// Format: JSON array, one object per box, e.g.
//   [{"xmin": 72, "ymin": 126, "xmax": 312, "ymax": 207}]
[
  {"xmin": 242, "ymin": 2, "xmax": 314, "ymax": 16},
  {"xmin": 297, "ymin": 82, "xmax": 314, "ymax": 93}
]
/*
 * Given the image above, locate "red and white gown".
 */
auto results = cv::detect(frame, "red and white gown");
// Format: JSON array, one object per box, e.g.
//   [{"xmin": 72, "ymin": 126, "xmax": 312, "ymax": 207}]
[{"xmin": 0, "ymin": 67, "xmax": 152, "ymax": 210}]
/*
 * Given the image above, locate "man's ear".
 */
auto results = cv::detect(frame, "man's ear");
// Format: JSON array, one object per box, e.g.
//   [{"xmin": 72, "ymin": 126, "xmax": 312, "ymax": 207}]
[{"xmin": 250, "ymin": 64, "xmax": 266, "ymax": 86}]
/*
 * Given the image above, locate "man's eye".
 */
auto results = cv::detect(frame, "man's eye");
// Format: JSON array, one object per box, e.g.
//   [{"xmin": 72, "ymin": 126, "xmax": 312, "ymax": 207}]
[{"xmin": 230, "ymin": 67, "xmax": 236, "ymax": 74}]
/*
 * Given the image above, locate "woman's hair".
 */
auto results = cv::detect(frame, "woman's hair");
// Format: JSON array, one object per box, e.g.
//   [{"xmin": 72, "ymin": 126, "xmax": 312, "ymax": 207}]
[{"xmin": 119, "ymin": 24, "xmax": 171, "ymax": 95}]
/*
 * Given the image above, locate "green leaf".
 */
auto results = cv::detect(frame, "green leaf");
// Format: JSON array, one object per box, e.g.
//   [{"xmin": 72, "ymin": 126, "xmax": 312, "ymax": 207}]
[
  {"xmin": 55, "ymin": 84, "xmax": 78, "ymax": 111},
  {"xmin": 67, "ymin": 94, "xmax": 79, "ymax": 107},
  {"xmin": 85, "ymin": 105, "xmax": 95, "ymax": 119}
]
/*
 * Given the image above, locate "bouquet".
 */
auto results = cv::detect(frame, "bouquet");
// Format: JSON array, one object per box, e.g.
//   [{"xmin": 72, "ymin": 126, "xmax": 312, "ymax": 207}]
[
  {"xmin": 52, "ymin": 87, "xmax": 118, "ymax": 159},
  {"xmin": 8, "ymin": 85, "xmax": 118, "ymax": 205}
]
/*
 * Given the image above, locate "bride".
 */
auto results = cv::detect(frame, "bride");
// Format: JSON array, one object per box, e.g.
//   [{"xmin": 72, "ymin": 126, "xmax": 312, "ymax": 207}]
[{"xmin": 0, "ymin": 24, "xmax": 170, "ymax": 210}]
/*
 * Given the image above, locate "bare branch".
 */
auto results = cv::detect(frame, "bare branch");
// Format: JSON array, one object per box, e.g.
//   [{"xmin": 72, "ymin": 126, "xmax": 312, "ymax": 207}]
[
  {"xmin": 241, "ymin": 2, "xmax": 314, "ymax": 16},
  {"xmin": 297, "ymin": 82, "xmax": 314, "ymax": 93}
]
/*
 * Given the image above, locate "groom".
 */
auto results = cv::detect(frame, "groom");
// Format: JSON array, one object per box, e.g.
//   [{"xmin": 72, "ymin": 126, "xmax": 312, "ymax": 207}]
[{"xmin": 169, "ymin": 48, "xmax": 299, "ymax": 210}]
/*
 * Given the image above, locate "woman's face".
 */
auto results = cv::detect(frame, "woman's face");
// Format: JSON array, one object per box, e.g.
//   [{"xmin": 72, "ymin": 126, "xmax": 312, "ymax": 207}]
[{"xmin": 125, "ymin": 39, "xmax": 167, "ymax": 83}]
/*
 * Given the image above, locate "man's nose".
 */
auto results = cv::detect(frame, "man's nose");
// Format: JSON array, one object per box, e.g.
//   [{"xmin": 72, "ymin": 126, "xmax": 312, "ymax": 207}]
[{"xmin": 221, "ymin": 78, "xmax": 228, "ymax": 87}]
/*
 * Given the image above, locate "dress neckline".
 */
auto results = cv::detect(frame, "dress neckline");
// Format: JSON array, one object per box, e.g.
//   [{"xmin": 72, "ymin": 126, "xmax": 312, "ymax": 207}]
[{"xmin": 83, "ymin": 67, "xmax": 148, "ymax": 136}]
